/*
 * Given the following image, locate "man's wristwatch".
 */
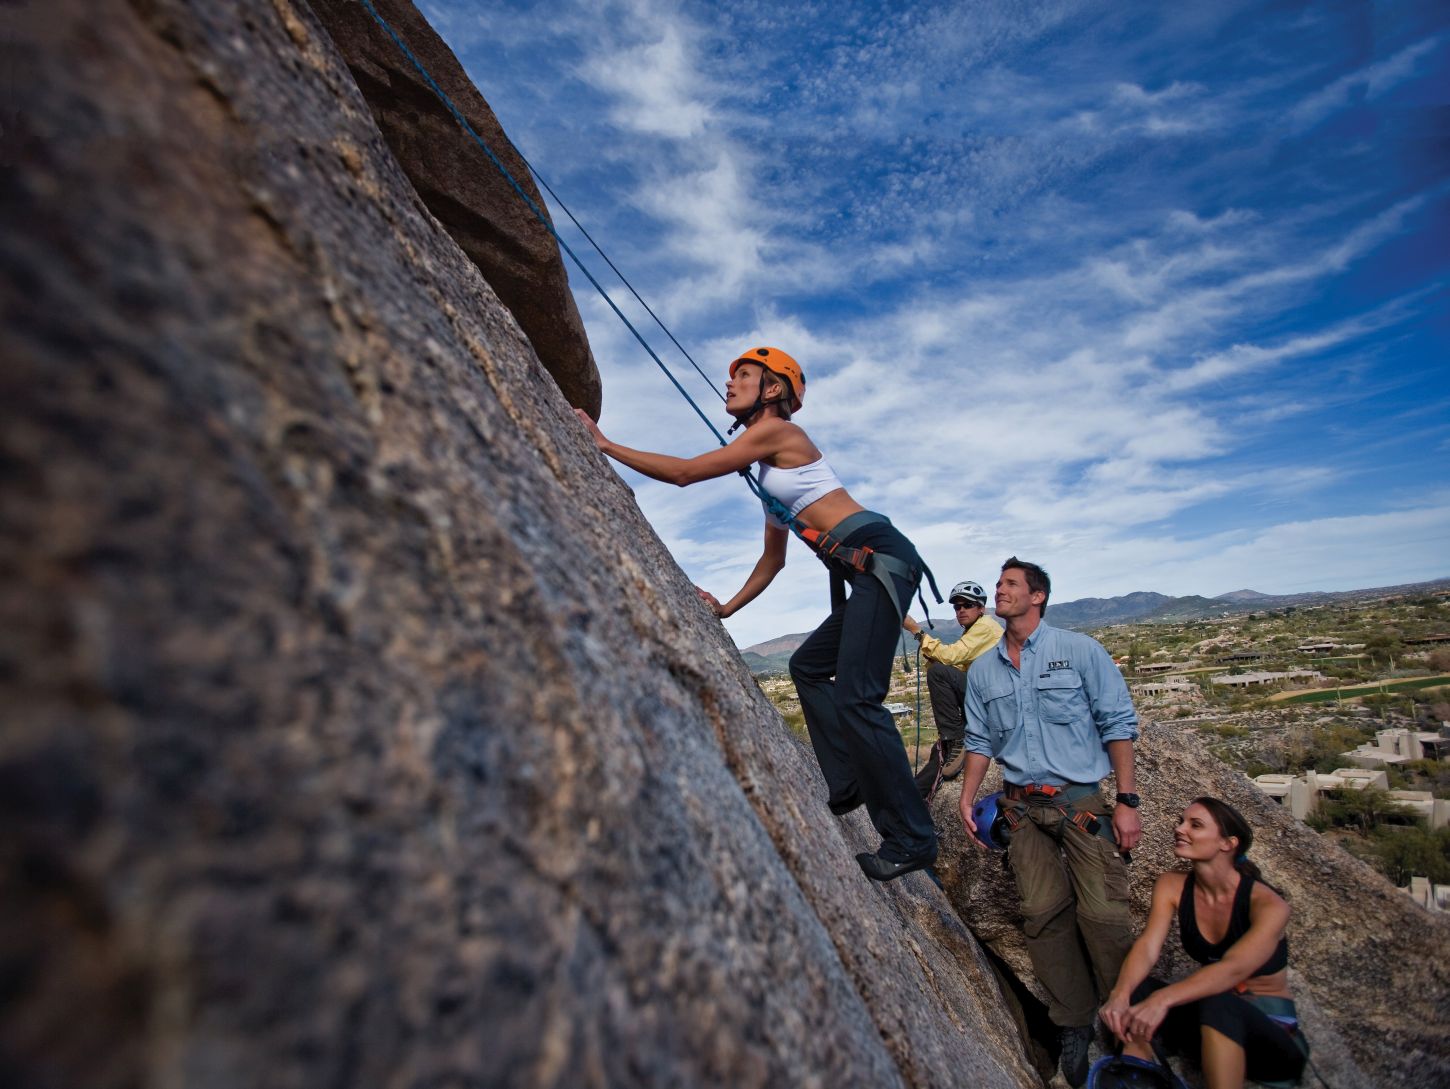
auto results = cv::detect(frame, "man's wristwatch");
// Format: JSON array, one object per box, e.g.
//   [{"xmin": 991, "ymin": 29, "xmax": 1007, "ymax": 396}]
[{"xmin": 1115, "ymin": 792, "xmax": 1141, "ymax": 808}]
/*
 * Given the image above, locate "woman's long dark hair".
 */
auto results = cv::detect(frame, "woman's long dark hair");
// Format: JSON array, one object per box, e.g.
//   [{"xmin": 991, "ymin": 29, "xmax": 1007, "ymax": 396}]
[{"xmin": 1191, "ymin": 796, "xmax": 1268, "ymax": 885}]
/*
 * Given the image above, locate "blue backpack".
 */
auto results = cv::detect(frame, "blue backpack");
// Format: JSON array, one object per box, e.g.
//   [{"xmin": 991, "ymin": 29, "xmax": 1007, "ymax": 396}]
[{"xmin": 1086, "ymin": 1046, "xmax": 1188, "ymax": 1089}]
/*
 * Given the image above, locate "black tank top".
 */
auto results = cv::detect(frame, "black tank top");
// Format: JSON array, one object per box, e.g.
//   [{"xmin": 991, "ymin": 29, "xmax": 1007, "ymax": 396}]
[{"xmin": 1178, "ymin": 871, "xmax": 1289, "ymax": 977}]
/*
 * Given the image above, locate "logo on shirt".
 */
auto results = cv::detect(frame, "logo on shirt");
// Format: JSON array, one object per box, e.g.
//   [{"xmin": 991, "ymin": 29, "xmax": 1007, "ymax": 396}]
[{"xmin": 1047, "ymin": 659, "xmax": 1070, "ymax": 671}]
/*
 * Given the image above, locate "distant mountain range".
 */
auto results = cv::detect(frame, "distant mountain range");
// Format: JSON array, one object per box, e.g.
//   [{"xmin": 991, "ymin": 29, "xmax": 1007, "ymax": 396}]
[
  {"xmin": 742, "ymin": 615, "xmax": 981, "ymax": 675},
  {"xmin": 740, "ymin": 577, "xmax": 1450, "ymax": 674},
  {"xmin": 1043, "ymin": 578, "xmax": 1449, "ymax": 629}
]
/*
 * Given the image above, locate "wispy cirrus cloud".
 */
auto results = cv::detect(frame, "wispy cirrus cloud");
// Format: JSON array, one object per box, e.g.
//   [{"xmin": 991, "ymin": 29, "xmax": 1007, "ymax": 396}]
[{"xmin": 1290, "ymin": 36, "xmax": 1445, "ymax": 129}]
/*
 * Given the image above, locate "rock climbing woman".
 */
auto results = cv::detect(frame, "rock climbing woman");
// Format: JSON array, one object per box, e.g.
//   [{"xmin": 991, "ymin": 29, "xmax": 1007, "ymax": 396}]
[{"xmin": 575, "ymin": 347, "xmax": 938, "ymax": 882}]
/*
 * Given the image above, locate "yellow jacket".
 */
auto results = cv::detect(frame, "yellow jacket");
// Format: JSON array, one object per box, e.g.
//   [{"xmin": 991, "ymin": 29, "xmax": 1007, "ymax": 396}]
[{"xmin": 918, "ymin": 616, "xmax": 1003, "ymax": 670}]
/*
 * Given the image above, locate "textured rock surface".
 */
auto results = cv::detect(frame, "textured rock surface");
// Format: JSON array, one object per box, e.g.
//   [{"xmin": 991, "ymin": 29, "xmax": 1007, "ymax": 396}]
[
  {"xmin": 931, "ymin": 721, "xmax": 1450, "ymax": 1089},
  {"xmin": 308, "ymin": 0, "xmax": 602, "ymax": 418},
  {"xmin": 1, "ymin": 2, "xmax": 1035, "ymax": 1087}
]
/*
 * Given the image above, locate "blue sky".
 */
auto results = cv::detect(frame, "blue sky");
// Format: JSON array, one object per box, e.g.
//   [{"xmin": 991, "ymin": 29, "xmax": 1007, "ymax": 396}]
[{"xmin": 421, "ymin": 0, "xmax": 1450, "ymax": 647}]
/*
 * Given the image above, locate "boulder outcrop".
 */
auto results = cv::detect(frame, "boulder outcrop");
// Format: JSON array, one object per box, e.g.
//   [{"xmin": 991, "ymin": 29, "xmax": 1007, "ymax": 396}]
[
  {"xmin": 931, "ymin": 721, "xmax": 1450, "ymax": 1088},
  {"xmin": 308, "ymin": 0, "xmax": 602, "ymax": 418},
  {"xmin": 1, "ymin": 2, "xmax": 1034, "ymax": 1086}
]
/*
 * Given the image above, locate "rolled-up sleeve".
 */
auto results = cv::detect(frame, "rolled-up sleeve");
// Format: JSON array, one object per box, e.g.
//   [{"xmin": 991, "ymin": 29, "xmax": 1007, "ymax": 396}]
[
  {"xmin": 963, "ymin": 657, "xmax": 996, "ymax": 757},
  {"xmin": 1080, "ymin": 640, "xmax": 1138, "ymax": 742}
]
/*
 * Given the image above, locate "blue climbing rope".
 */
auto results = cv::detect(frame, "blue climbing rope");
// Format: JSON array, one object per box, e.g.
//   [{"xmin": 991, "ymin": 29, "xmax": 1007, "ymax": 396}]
[
  {"xmin": 356, "ymin": 0, "xmax": 807, "ymax": 536},
  {"xmin": 912, "ymin": 640, "xmax": 923, "ymax": 768}
]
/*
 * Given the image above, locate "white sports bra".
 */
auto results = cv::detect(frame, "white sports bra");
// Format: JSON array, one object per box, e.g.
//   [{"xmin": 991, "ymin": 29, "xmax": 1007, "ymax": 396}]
[{"xmin": 757, "ymin": 456, "xmax": 844, "ymax": 526}]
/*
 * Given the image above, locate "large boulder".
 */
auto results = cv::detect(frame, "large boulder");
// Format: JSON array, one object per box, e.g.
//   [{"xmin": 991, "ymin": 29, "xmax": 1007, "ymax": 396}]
[
  {"xmin": 0, "ymin": 1, "xmax": 1035, "ymax": 1086},
  {"xmin": 931, "ymin": 721, "xmax": 1450, "ymax": 1088},
  {"xmin": 308, "ymin": 0, "xmax": 602, "ymax": 418}
]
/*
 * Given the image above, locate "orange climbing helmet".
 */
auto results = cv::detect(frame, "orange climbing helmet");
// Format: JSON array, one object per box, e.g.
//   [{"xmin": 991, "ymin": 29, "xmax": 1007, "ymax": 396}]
[{"xmin": 729, "ymin": 346, "xmax": 804, "ymax": 413}]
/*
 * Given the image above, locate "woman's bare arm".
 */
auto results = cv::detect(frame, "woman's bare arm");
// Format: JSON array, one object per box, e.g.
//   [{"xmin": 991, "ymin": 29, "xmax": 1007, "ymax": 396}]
[
  {"xmin": 700, "ymin": 522, "xmax": 790, "ymax": 618},
  {"xmin": 1101, "ymin": 871, "xmax": 1181, "ymax": 1039},
  {"xmin": 575, "ymin": 410, "xmax": 806, "ymax": 486}
]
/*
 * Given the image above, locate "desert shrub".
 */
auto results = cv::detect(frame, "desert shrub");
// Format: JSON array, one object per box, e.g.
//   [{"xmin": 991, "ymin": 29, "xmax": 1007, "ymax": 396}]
[
  {"xmin": 1315, "ymin": 787, "xmax": 1418, "ymax": 834},
  {"xmin": 1204, "ymin": 724, "xmax": 1249, "ymax": 739},
  {"xmin": 1350, "ymin": 825, "xmax": 1450, "ymax": 886}
]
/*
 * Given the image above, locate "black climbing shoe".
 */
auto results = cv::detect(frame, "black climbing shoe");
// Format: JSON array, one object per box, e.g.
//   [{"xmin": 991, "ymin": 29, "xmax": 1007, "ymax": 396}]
[
  {"xmin": 855, "ymin": 849, "xmax": 937, "ymax": 882},
  {"xmin": 939, "ymin": 738, "xmax": 966, "ymax": 780},
  {"xmin": 1059, "ymin": 1024, "xmax": 1093, "ymax": 1088}
]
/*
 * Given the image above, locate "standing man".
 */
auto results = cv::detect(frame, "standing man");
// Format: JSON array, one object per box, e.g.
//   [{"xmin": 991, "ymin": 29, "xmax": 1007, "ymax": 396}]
[
  {"xmin": 959, "ymin": 557, "xmax": 1142, "ymax": 1089},
  {"xmin": 902, "ymin": 580, "xmax": 1002, "ymax": 799}
]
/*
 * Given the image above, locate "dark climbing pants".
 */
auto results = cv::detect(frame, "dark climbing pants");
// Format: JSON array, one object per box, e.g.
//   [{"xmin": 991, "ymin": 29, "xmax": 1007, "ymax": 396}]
[
  {"xmin": 789, "ymin": 518, "xmax": 936, "ymax": 864},
  {"xmin": 1131, "ymin": 978, "xmax": 1309, "ymax": 1085},
  {"xmin": 1004, "ymin": 791, "xmax": 1134, "ymax": 1027},
  {"xmin": 926, "ymin": 659, "xmax": 967, "ymax": 742}
]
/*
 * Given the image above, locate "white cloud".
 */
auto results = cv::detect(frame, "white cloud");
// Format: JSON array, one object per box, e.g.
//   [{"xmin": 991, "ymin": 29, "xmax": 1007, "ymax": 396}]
[{"xmin": 1290, "ymin": 37, "xmax": 1444, "ymax": 128}]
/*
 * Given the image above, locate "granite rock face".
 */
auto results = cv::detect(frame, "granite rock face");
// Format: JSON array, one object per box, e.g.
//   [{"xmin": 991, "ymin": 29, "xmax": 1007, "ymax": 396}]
[
  {"xmin": 308, "ymin": 0, "xmax": 602, "ymax": 418},
  {"xmin": 0, "ymin": 2, "xmax": 1035, "ymax": 1087},
  {"xmin": 931, "ymin": 721, "xmax": 1450, "ymax": 1089}
]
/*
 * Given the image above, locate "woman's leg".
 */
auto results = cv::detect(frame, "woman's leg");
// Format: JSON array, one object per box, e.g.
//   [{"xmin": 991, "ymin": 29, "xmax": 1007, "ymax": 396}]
[
  {"xmin": 789, "ymin": 606, "xmax": 857, "ymax": 805},
  {"xmin": 1199, "ymin": 1026, "xmax": 1247, "ymax": 1089},
  {"xmin": 1196, "ymin": 992, "xmax": 1306, "ymax": 1088},
  {"xmin": 830, "ymin": 557, "xmax": 934, "ymax": 861}
]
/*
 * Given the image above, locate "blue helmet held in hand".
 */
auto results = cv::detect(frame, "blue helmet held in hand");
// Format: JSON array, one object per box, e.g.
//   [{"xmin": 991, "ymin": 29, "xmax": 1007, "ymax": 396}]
[{"xmin": 972, "ymin": 791, "xmax": 1009, "ymax": 851}]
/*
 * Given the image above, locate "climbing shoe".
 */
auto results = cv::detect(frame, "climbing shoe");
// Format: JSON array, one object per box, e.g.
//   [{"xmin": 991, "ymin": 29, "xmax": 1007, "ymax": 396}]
[
  {"xmin": 1060, "ymin": 1024, "xmax": 1094, "ymax": 1088},
  {"xmin": 856, "ymin": 848, "xmax": 937, "ymax": 882},
  {"xmin": 939, "ymin": 738, "xmax": 966, "ymax": 780}
]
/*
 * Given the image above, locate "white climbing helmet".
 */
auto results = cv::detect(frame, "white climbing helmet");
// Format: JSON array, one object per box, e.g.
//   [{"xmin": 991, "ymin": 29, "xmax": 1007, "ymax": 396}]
[{"xmin": 949, "ymin": 581, "xmax": 987, "ymax": 606}]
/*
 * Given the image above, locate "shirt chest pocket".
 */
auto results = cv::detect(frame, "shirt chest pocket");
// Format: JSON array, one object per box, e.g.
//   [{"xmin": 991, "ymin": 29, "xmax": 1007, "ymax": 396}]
[
  {"xmin": 1035, "ymin": 672, "xmax": 1085, "ymax": 724},
  {"xmin": 980, "ymin": 683, "xmax": 1017, "ymax": 739}
]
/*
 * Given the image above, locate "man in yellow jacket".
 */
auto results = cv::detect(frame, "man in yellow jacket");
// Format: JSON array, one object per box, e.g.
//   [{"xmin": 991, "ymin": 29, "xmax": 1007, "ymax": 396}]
[{"xmin": 902, "ymin": 580, "xmax": 1003, "ymax": 799}]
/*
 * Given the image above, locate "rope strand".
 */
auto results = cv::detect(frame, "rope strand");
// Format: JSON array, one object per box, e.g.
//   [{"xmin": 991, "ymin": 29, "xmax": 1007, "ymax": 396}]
[{"xmin": 358, "ymin": 0, "xmax": 807, "ymax": 534}]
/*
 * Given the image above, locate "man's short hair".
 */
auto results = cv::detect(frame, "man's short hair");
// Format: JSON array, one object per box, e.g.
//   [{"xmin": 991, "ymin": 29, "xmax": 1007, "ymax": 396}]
[{"xmin": 1002, "ymin": 556, "xmax": 1050, "ymax": 616}]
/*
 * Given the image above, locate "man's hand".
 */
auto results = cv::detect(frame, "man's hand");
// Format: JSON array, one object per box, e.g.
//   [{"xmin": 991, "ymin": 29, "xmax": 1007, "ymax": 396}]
[
  {"xmin": 1112, "ymin": 803, "xmax": 1142, "ymax": 853},
  {"xmin": 902, "ymin": 614, "xmax": 920, "ymax": 635},
  {"xmin": 959, "ymin": 794, "xmax": 987, "ymax": 849},
  {"xmin": 696, "ymin": 587, "xmax": 726, "ymax": 618}
]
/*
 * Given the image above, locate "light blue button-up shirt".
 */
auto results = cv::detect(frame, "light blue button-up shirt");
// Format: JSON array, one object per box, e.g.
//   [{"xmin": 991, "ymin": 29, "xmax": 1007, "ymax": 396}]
[{"xmin": 964, "ymin": 621, "xmax": 1139, "ymax": 787}]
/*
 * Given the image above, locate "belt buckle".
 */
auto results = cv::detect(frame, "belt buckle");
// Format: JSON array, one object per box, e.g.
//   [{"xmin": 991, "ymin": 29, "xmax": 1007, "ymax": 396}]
[{"xmin": 1026, "ymin": 783, "xmax": 1059, "ymax": 798}]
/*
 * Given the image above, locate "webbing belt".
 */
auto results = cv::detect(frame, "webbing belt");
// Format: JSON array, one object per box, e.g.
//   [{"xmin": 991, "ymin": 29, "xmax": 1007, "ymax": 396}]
[
  {"xmin": 801, "ymin": 511, "xmax": 936, "ymax": 621},
  {"xmin": 1002, "ymin": 783, "xmax": 1126, "ymax": 856}
]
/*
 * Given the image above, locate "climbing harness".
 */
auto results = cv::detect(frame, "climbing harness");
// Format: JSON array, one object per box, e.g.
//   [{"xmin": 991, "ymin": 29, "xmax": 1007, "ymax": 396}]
[
  {"xmin": 797, "ymin": 510, "xmax": 941, "ymax": 622},
  {"xmin": 357, "ymin": 0, "xmax": 942, "ymax": 614},
  {"xmin": 1003, "ymin": 783, "xmax": 1132, "ymax": 862}
]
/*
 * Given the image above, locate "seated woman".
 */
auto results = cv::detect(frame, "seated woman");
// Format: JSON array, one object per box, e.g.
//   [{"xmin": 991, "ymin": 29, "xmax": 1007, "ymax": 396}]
[{"xmin": 1100, "ymin": 797, "xmax": 1309, "ymax": 1089}]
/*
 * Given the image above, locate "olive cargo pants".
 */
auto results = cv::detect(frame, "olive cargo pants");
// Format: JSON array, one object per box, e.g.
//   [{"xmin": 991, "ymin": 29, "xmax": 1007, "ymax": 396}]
[{"xmin": 1004, "ymin": 791, "xmax": 1134, "ymax": 1027}]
